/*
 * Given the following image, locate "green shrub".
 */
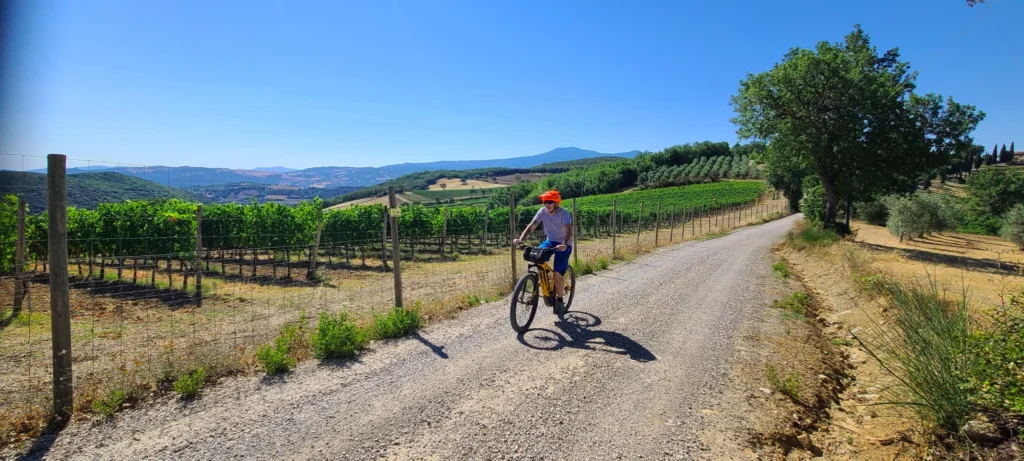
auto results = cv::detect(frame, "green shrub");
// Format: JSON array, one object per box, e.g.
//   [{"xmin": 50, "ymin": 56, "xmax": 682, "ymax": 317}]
[
  {"xmin": 999, "ymin": 204, "xmax": 1024, "ymax": 249},
  {"xmin": 880, "ymin": 193, "xmax": 959, "ymax": 240},
  {"xmin": 465, "ymin": 295, "xmax": 482, "ymax": 307},
  {"xmin": 799, "ymin": 183, "xmax": 826, "ymax": 226},
  {"xmin": 369, "ymin": 306, "xmax": 422, "ymax": 340},
  {"xmin": 173, "ymin": 367, "xmax": 208, "ymax": 399},
  {"xmin": 312, "ymin": 312, "xmax": 368, "ymax": 359},
  {"xmin": 852, "ymin": 277, "xmax": 975, "ymax": 434},
  {"xmin": 969, "ymin": 301, "xmax": 1024, "ymax": 413},
  {"xmin": 966, "ymin": 168, "xmax": 1024, "ymax": 217},
  {"xmin": 596, "ymin": 256, "xmax": 611, "ymax": 270},
  {"xmin": 855, "ymin": 200, "xmax": 889, "ymax": 226},
  {"xmin": 91, "ymin": 388, "xmax": 127, "ymax": 417},
  {"xmin": 256, "ymin": 320, "xmax": 307, "ymax": 376},
  {"xmin": 772, "ymin": 260, "xmax": 790, "ymax": 278},
  {"xmin": 765, "ymin": 364, "xmax": 801, "ymax": 400}
]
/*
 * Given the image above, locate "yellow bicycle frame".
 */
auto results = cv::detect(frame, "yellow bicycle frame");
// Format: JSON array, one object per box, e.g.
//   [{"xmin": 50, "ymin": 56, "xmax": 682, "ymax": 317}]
[{"xmin": 536, "ymin": 263, "xmax": 553, "ymax": 297}]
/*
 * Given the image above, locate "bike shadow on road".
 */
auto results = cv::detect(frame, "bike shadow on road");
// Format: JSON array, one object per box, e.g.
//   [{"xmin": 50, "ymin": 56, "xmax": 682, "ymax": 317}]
[{"xmin": 516, "ymin": 311, "xmax": 655, "ymax": 363}]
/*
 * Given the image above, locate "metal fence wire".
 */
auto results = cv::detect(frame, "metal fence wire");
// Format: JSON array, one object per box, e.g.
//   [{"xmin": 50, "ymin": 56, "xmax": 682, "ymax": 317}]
[{"xmin": 0, "ymin": 154, "xmax": 790, "ymax": 445}]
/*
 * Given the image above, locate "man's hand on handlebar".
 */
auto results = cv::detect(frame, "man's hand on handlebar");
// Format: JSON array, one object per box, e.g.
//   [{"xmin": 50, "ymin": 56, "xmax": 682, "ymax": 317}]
[
  {"xmin": 512, "ymin": 238, "xmax": 522, "ymax": 246},
  {"xmin": 556, "ymin": 244, "xmax": 567, "ymax": 251}
]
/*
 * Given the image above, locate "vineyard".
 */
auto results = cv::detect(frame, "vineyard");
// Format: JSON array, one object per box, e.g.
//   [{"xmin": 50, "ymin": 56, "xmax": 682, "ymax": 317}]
[{"xmin": 1, "ymin": 182, "xmax": 767, "ymax": 280}]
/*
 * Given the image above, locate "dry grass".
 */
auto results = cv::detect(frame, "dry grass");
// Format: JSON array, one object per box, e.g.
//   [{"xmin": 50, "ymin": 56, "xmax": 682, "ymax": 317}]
[{"xmin": 849, "ymin": 221, "xmax": 1024, "ymax": 313}]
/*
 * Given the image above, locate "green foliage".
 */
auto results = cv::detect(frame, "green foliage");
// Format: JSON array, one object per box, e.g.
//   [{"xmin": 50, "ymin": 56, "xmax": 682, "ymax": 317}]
[
  {"xmin": 731, "ymin": 25, "xmax": 981, "ymax": 227},
  {"xmin": 966, "ymin": 168, "xmax": 1024, "ymax": 217},
  {"xmin": 572, "ymin": 259, "xmax": 596, "ymax": 275},
  {"xmin": 311, "ymin": 312, "xmax": 367, "ymax": 359},
  {"xmin": 969, "ymin": 300, "xmax": 1024, "ymax": 413},
  {"xmin": 799, "ymin": 182, "xmax": 826, "ymax": 226},
  {"xmin": 880, "ymin": 193, "xmax": 959, "ymax": 240},
  {"xmin": 0, "ymin": 194, "xmax": 17, "ymax": 274},
  {"xmin": 596, "ymin": 256, "xmax": 610, "ymax": 270},
  {"xmin": 369, "ymin": 307, "xmax": 422, "ymax": 340},
  {"xmin": 774, "ymin": 291, "xmax": 810, "ymax": 315},
  {"xmin": 772, "ymin": 260, "xmax": 790, "ymax": 278},
  {"xmin": 1000, "ymin": 204, "xmax": 1024, "ymax": 249},
  {"xmin": 851, "ymin": 277, "xmax": 975, "ymax": 434},
  {"xmin": 765, "ymin": 364, "xmax": 801, "ymax": 400},
  {"xmin": 173, "ymin": 367, "xmax": 208, "ymax": 399},
  {"xmin": 0, "ymin": 171, "xmax": 197, "ymax": 211},
  {"xmin": 855, "ymin": 200, "xmax": 889, "ymax": 226},
  {"xmin": 91, "ymin": 388, "xmax": 128, "ymax": 417}
]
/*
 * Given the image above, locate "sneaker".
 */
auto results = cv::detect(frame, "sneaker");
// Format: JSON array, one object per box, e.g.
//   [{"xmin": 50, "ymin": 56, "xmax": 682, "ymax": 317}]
[{"xmin": 554, "ymin": 298, "xmax": 565, "ymax": 314}]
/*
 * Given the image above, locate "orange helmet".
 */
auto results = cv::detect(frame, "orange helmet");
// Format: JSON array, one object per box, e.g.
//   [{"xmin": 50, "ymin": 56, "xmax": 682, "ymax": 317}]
[{"xmin": 538, "ymin": 190, "xmax": 561, "ymax": 204}]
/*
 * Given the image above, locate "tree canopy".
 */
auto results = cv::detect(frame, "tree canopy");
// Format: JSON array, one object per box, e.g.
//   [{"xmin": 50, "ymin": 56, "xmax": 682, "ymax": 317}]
[{"xmin": 730, "ymin": 25, "xmax": 983, "ymax": 227}]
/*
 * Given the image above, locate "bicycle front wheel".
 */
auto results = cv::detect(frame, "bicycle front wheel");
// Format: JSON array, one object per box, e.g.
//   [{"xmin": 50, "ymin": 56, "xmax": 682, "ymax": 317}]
[
  {"xmin": 510, "ymin": 273, "xmax": 540, "ymax": 333},
  {"xmin": 556, "ymin": 266, "xmax": 577, "ymax": 315}
]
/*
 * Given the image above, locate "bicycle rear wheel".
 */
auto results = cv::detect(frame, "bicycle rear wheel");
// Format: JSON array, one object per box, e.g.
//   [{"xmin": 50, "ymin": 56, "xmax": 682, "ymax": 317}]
[{"xmin": 510, "ymin": 273, "xmax": 539, "ymax": 333}]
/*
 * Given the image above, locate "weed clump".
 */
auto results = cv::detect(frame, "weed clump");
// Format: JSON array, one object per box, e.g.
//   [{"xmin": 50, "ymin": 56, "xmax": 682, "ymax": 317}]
[
  {"xmin": 774, "ymin": 291, "xmax": 810, "ymax": 316},
  {"xmin": 772, "ymin": 260, "xmax": 790, "ymax": 278},
  {"xmin": 173, "ymin": 367, "xmax": 207, "ymax": 399},
  {"xmin": 765, "ymin": 364, "xmax": 801, "ymax": 400},
  {"xmin": 257, "ymin": 319, "xmax": 307, "ymax": 375},
  {"xmin": 370, "ymin": 306, "xmax": 422, "ymax": 340},
  {"xmin": 91, "ymin": 388, "xmax": 128, "ymax": 417},
  {"xmin": 311, "ymin": 312, "xmax": 367, "ymax": 359}
]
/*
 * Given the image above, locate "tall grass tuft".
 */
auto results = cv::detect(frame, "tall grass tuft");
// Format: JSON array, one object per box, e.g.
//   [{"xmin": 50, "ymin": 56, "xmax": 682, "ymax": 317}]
[
  {"xmin": 786, "ymin": 222, "xmax": 840, "ymax": 250},
  {"xmin": 852, "ymin": 276, "xmax": 976, "ymax": 434}
]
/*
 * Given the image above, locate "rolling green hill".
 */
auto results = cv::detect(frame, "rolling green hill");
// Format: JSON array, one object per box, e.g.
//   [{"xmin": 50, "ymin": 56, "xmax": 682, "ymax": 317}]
[{"xmin": 0, "ymin": 171, "xmax": 199, "ymax": 211}]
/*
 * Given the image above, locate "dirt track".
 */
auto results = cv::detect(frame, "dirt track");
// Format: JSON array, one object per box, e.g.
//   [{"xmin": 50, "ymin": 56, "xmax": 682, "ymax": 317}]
[{"xmin": 11, "ymin": 215, "xmax": 800, "ymax": 461}]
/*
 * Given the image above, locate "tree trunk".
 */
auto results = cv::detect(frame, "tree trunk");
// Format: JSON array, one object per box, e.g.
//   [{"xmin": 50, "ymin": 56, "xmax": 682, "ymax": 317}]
[
  {"xmin": 132, "ymin": 259, "xmax": 139, "ymax": 284},
  {"xmin": 167, "ymin": 256, "xmax": 173, "ymax": 288},
  {"xmin": 272, "ymin": 250, "xmax": 278, "ymax": 278},
  {"xmin": 819, "ymin": 173, "xmax": 840, "ymax": 227},
  {"xmin": 845, "ymin": 194, "xmax": 853, "ymax": 228},
  {"xmin": 100, "ymin": 257, "xmax": 106, "ymax": 280},
  {"xmin": 252, "ymin": 249, "xmax": 258, "ymax": 277}
]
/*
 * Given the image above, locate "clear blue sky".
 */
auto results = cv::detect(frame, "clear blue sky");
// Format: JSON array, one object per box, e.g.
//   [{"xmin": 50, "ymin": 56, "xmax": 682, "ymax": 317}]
[{"xmin": 1, "ymin": 0, "xmax": 1020, "ymax": 171}]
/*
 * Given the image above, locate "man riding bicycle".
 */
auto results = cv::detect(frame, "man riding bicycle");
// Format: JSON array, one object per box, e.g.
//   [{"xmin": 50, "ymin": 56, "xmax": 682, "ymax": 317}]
[{"xmin": 512, "ymin": 190, "xmax": 573, "ymax": 313}]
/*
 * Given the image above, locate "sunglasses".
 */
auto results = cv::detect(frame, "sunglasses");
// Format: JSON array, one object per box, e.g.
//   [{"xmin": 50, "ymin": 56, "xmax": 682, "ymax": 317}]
[{"xmin": 543, "ymin": 200, "xmax": 556, "ymax": 205}]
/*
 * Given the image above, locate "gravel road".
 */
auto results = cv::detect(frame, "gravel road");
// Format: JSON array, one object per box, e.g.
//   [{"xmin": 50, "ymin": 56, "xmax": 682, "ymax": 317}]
[{"xmin": 11, "ymin": 215, "xmax": 799, "ymax": 461}]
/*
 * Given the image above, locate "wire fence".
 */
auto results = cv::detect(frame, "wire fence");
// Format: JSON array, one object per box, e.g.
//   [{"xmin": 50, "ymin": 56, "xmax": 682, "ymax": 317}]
[{"xmin": 0, "ymin": 154, "xmax": 791, "ymax": 445}]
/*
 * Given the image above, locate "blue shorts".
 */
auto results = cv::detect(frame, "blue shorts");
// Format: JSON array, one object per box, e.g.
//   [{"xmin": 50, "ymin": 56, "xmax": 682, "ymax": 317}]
[{"xmin": 539, "ymin": 240, "xmax": 572, "ymax": 275}]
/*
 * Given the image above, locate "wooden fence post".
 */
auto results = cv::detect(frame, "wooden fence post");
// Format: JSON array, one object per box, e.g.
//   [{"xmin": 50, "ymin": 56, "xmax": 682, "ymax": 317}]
[
  {"xmin": 47, "ymin": 154, "xmax": 73, "ymax": 421},
  {"xmin": 572, "ymin": 197, "xmax": 579, "ymax": 266},
  {"xmin": 655, "ymin": 200, "xmax": 662, "ymax": 247},
  {"xmin": 611, "ymin": 200, "xmax": 617, "ymax": 259},
  {"xmin": 669, "ymin": 206, "xmax": 675, "ymax": 243},
  {"xmin": 636, "ymin": 202, "xmax": 645, "ymax": 251},
  {"xmin": 13, "ymin": 197, "xmax": 26, "ymax": 313},
  {"xmin": 195, "ymin": 205, "xmax": 203, "ymax": 306},
  {"xmin": 509, "ymin": 193, "xmax": 517, "ymax": 285},
  {"xmin": 307, "ymin": 213, "xmax": 322, "ymax": 280},
  {"xmin": 482, "ymin": 212, "xmax": 489, "ymax": 253},
  {"xmin": 388, "ymin": 187, "xmax": 403, "ymax": 308},
  {"xmin": 381, "ymin": 208, "xmax": 390, "ymax": 270},
  {"xmin": 440, "ymin": 208, "xmax": 447, "ymax": 260}
]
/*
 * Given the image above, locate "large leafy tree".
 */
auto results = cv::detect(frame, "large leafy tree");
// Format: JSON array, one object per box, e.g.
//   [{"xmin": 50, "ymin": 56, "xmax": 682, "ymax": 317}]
[{"xmin": 730, "ymin": 25, "xmax": 981, "ymax": 227}]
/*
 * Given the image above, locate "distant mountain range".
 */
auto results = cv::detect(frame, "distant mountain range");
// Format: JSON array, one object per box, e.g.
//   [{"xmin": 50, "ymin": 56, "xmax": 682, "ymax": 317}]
[{"xmin": 27, "ymin": 147, "xmax": 640, "ymax": 189}]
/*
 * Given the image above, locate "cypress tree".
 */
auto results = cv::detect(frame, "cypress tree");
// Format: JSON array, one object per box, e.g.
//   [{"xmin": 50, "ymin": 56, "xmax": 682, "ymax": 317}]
[{"xmin": 1001, "ymin": 144, "xmax": 1010, "ymax": 163}]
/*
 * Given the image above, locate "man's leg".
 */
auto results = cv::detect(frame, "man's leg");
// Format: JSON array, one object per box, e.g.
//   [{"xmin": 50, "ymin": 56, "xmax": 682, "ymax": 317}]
[
  {"xmin": 553, "ymin": 271, "xmax": 565, "ymax": 297},
  {"xmin": 552, "ymin": 245, "xmax": 571, "ymax": 298}
]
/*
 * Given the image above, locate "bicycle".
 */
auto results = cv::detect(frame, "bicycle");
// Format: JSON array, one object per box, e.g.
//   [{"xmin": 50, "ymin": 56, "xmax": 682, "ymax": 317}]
[{"xmin": 509, "ymin": 243, "xmax": 577, "ymax": 333}]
